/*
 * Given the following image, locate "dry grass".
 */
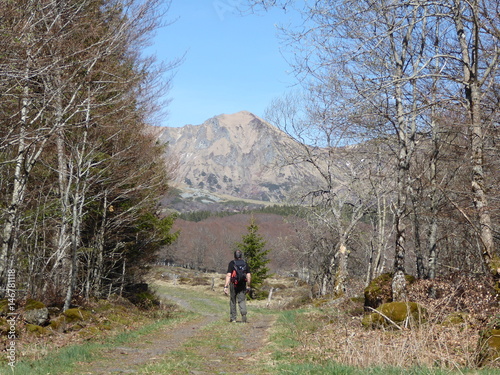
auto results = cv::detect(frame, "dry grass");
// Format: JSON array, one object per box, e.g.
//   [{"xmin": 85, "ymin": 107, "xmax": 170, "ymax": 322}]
[
  {"xmin": 149, "ymin": 267, "xmax": 500, "ymax": 371},
  {"xmin": 278, "ymin": 274, "xmax": 500, "ymax": 371},
  {"xmin": 294, "ymin": 306, "xmax": 481, "ymax": 370}
]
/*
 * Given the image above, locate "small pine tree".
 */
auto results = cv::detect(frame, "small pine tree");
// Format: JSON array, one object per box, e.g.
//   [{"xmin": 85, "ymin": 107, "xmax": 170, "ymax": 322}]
[{"xmin": 236, "ymin": 217, "xmax": 271, "ymax": 294}]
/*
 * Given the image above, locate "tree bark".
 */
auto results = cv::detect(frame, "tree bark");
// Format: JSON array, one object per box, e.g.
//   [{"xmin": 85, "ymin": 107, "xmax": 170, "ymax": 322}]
[{"xmin": 452, "ymin": 0, "xmax": 496, "ymax": 274}]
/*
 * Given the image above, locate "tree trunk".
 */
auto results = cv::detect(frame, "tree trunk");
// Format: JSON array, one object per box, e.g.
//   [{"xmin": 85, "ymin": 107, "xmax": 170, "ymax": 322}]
[
  {"xmin": 392, "ymin": 97, "xmax": 409, "ymax": 300},
  {"xmin": 93, "ymin": 191, "xmax": 108, "ymax": 298},
  {"xmin": 119, "ymin": 259, "xmax": 126, "ymax": 297},
  {"xmin": 411, "ymin": 193, "xmax": 425, "ymax": 279},
  {"xmin": 0, "ymin": 65, "xmax": 31, "ymax": 286},
  {"xmin": 63, "ymin": 187, "xmax": 81, "ymax": 311},
  {"xmin": 427, "ymin": 119, "xmax": 440, "ymax": 280},
  {"xmin": 469, "ymin": 84, "xmax": 495, "ymax": 271},
  {"xmin": 334, "ymin": 242, "xmax": 348, "ymax": 295},
  {"xmin": 453, "ymin": 0, "xmax": 496, "ymax": 275}
]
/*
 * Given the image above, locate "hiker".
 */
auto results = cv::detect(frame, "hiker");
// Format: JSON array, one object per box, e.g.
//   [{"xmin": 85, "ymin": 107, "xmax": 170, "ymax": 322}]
[{"xmin": 224, "ymin": 250, "xmax": 251, "ymax": 323}]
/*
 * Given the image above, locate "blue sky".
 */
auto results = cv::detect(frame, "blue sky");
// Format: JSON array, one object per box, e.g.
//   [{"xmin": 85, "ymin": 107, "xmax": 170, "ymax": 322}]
[{"xmin": 148, "ymin": 1, "xmax": 300, "ymax": 127}]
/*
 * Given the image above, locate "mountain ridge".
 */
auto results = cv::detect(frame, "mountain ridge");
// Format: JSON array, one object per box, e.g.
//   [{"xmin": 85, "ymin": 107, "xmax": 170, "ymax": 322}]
[{"xmin": 157, "ymin": 111, "xmax": 319, "ymax": 203}]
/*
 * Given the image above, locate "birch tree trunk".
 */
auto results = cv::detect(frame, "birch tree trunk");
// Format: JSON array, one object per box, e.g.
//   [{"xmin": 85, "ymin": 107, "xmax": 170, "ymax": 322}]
[
  {"xmin": 452, "ymin": 0, "xmax": 497, "ymax": 275},
  {"xmin": 0, "ymin": 25, "xmax": 52, "ymax": 283}
]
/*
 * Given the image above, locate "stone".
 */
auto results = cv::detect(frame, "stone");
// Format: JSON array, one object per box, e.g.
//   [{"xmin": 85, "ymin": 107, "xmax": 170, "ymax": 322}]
[
  {"xmin": 24, "ymin": 306, "xmax": 49, "ymax": 326},
  {"xmin": 362, "ymin": 301, "xmax": 427, "ymax": 329}
]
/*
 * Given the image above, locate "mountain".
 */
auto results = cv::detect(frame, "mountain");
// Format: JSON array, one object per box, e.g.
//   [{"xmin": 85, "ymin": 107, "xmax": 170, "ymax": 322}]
[{"xmin": 157, "ymin": 111, "xmax": 320, "ymax": 203}]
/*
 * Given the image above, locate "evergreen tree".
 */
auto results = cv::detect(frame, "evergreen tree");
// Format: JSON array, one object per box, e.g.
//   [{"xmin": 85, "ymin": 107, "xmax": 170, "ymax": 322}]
[{"xmin": 236, "ymin": 218, "xmax": 271, "ymax": 293}]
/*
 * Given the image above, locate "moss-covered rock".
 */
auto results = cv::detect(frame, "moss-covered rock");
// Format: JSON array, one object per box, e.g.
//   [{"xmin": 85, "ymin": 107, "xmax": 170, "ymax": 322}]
[
  {"xmin": 49, "ymin": 316, "xmax": 66, "ymax": 332},
  {"xmin": 49, "ymin": 308, "xmax": 93, "ymax": 333},
  {"xmin": 476, "ymin": 329, "xmax": 500, "ymax": 366},
  {"xmin": 489, "ymin": 255, "xmax": 500, "ymax": 277},
  {"xmin": 364, "ymin": 273, "xmax": 416, "ymax": 309},
  {"xmin": 78, "ymin": 325, "xmax": 101, "ymax": 339},
  {"xmin": 0, "ymin": 317, "xmax": 9, "ymax": 334},
  {"xmin": 486, "ymin": 329, "xmax": 500, "ymax": 351},
  {"xmin": 0, "ymin": 299, "xmax": 9, "ymax": 315},
  {"xmin": 25, "ymin": 299, "xmax": 46, "ymax": 310},
  {"xmin": 99, "ymin": 319, "xmax": 113, "ymax": 330},
  {"xmin": 24, "ymin": 299, "xmax": 49, "ymax": 325},
  {"xmin": 63, "ymin": 308, "xmax": 92, "ymax": 323},
  {"xmin": 25, "ymin": 324, "xmax": 48, "ymax": 336},
  {"xmin": 475, "ymin": 315, "xmax": 500, "ymax": 366},
  {"xmin": 364, "ymin": 273, "xmax": 393, "ymax": 309},
  {"xmin": 442, "ymin": 312, "xmax": 469, "ymax": 327},
  {"xmin": 362, "ymin": 301, "xmax": 427, "ymax": 329},
  {"xmin": 67, "ymin": 322, "xmax": 86, "ymax": 332}
]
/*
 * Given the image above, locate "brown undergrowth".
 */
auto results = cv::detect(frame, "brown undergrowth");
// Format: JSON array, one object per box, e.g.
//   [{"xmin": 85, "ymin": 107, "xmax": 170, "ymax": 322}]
[
  {"xmin": 3, "ymin": 267, "xmax": 499, "ymax": 372},
  {"xmin": 292, "ymin": 304, "xmax": 481, "ymax": 369},
  {"xmin": 285, "ymin": 275, "xmax": 499, "ymax": 370}
]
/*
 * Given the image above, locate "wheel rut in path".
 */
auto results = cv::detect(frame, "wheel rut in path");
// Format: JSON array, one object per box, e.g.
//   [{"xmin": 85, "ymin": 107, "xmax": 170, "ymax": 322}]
[{"xmin": 76, "ymin": 313, "xmax": 217, "ymax": 375}]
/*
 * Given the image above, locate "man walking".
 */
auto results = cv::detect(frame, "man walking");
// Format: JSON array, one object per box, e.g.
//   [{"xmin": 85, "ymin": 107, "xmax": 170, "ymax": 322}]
[{"xmin": 224, "ymin": 250, "xmax": 251, "ymax": 323}]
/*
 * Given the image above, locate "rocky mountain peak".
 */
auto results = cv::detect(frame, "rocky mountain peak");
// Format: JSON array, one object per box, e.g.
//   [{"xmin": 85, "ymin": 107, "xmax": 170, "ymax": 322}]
[{"xmin": 158, "ymin": 111, "xmax": 317, "ymax": 202}]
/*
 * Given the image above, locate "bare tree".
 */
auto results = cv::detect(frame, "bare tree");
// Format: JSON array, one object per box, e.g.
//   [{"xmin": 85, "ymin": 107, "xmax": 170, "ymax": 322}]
[
  {"xmin": 0, "ymin": 0, "xmax": 61, "ymax": 285},
  {"xmin": 264, "ymin": 88, "xmax": 376, "ymax": 295},
  {"xmin": 247, "ymin": 0, "xmax": 500, "ymax": 294},
  {"xmin": 0, "ymin": 0, "xmax": 179, "ymax": 306},
  {"xmin": 446, "ymin": 0, "xmax": 500, "ymax": 276}
]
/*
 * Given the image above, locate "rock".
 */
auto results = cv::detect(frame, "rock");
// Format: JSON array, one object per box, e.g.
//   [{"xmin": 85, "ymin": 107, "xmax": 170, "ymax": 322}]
[
  {"xmin": 364, "ymin": 273, "xmax": 393, "ymax": 309},
  {"xmin": 362, "ymin": 301, "xmax": 427, "ymax": 329},
  {"xmin": 441, "ymin": 312, "xmax": 469, "ymax": 327},
  {"xmin": 0, "ymin": 299, "xmax": 9, "ymax": 315},
  {"xmin": 24, "ymin": 299, "xmax": 49, "ymax": 326},
  {"xmin": 476, "ymin": 328, "xmax": 500, "ymax": 366},
  {"xmin": 364, "ymin": 273, "xmax": 416, "ymax": 309},
  {"xmin": 63, "ymin": 307, "xmax": 92, "ymax": 323},
  {"xmin": 25, "ymin": 324, "xmax": 48, "ymax": 336}
]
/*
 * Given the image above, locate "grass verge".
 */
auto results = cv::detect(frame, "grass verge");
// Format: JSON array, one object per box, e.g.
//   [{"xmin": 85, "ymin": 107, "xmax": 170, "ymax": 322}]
[
  {"xmin": 0, "ymin": 312, "xmax": 194, "ymax": 375},
  {"xmin": 268, "ymin": 309, "xmax": 500, "ymax": 375}
]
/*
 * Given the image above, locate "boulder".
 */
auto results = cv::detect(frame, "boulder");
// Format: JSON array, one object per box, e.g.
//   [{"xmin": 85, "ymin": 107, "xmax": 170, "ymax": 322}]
[
  {"xmin": 0, "ymin": 299, "xmax": 9, "ymax": 315},
  {"xmin": 362, "ymin": 301, "xmax": 427, "ymax": 329},
  {"xmin": 364, "ymin": 273, "xmax": 393, "ymax": 309},
  {"xmin": 364, "ymin": 273, "xmax": 416, "ymax": 309},
  {"xmin": 441, "ymin": 312, "xmax": 469, "ymax": 327},
  {"xmin": 63, "ymin": 307, "xmax": 92, "ymax": 323},
  {"xmin": 25, "ymin": 324, "xmax": 48, "ymax": 336},
  {"xmin": 24, "ymin": 299, "xmax": 49, "ymax": 326}
]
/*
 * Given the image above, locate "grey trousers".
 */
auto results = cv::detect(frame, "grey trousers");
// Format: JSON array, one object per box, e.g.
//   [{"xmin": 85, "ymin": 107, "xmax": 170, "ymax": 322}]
[{"xmin": 229, "ymin": 284, "xmax": 247, "ymax": 321}]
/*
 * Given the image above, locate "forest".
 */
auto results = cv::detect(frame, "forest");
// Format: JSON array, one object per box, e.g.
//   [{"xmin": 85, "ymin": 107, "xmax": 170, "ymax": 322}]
[
  {"xmin": 0, "ymin": 0, "xmax": 498, "ymax": 372},
  {"xmin": 0, "ymin": 0, "xmax": 179, "ymax": 310},
  {"xmin": 234, "ymin": 0, "xmax": 500, "ymax": 299},
  {"xmin": 164, "ymin": 0, "xmax": 500, "ymax": 304},
  {"xmin": 1, "ymin": 0, "xmax": 499, "ymax": 314}
]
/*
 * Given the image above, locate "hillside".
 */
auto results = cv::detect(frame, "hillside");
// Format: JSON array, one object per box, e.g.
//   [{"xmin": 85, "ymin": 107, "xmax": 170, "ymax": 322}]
[
  {"xmin": 157, "ymin": 111, "xmax": 321, "ymax": 203},
  {"xmin": 158, "ymin": 212, "xmax": 303, "ymax": 274}
]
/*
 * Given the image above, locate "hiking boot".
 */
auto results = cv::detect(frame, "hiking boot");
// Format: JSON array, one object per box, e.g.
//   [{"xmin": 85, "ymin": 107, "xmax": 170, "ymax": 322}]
[{"xmin": 230, "ymin": 319, "xmax": 236, "ymax": 323}]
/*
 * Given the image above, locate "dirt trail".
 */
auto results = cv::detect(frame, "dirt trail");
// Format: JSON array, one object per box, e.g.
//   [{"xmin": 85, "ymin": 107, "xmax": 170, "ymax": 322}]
[{"xmin": 73, "ymin": 282, "xmax": 276, "ymax": 374}]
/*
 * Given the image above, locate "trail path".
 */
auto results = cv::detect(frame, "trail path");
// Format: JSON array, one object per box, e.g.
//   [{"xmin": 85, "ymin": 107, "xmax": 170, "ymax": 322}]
[{"xmin": 73, "ymin": 280, "xmax": 276, "ymax": 375}]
